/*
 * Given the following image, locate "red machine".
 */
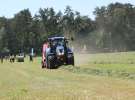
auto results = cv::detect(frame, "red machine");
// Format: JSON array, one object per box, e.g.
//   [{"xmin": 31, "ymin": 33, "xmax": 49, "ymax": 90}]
[{"xmin": 42, "ymin": 43, "xmax": 49, "ymax": 68}]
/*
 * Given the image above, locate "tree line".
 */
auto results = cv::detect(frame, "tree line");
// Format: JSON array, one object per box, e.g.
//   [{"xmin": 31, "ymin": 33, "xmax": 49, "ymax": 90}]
[{"xmin": 0, "ymin": 2, "xmax": 135, "ymax": 54}]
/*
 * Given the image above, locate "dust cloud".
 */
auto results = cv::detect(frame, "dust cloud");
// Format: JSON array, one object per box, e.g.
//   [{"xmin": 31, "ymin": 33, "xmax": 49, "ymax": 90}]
[{"xmin": 74, "ymin": 53, "xmax": 91, "ymax": 66}]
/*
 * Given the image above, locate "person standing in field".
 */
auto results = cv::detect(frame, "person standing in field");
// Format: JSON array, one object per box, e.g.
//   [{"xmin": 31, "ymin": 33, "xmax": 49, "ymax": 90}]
[
  {"xmin": 0, "ymin": 54, "xmax": 3, "ymax": 63},
  {"xmin": 29, "ymin": 54, "xmax": 33, "ymax": 62},
  {"xmin": 29, "ymin": 48, "xmax": 34, "ymax": 62},
  {"xmin": 42, "ymin": 40, "xmax": 49, "ymax": 67}
]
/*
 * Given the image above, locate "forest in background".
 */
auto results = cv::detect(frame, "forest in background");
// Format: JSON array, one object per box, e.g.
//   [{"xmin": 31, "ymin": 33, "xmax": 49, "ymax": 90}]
[{"xmin": 0, "ymin": 2, "xmax": 135, "ymax": 54}]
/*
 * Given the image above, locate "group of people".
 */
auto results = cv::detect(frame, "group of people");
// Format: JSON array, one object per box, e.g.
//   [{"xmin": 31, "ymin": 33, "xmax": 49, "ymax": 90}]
[
  {"xmin": 0, "ymin": 53, "xmax": 34, "ymax": 63},
  {"xmin": 0, "ymin": 53, "xmax": 15, "ymax": 63}
]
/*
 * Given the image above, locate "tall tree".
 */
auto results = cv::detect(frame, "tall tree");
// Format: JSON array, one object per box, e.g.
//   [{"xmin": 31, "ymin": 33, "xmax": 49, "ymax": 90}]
[{"xmin": 12, "ymin": 9, "xmax": 32, "ymax": 52}]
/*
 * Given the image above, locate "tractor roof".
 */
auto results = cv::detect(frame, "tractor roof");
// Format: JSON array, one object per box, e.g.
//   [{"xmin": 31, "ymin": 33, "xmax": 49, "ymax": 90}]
[{"xmin": 48, "ymin": 36, "xmax": 65, "ymax": 41}]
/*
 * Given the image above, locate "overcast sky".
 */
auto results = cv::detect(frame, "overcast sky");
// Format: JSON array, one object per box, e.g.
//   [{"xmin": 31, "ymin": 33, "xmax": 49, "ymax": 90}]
[{"xmin": 0, "ymin": 0, "xmax": 135, "ymax": 19}]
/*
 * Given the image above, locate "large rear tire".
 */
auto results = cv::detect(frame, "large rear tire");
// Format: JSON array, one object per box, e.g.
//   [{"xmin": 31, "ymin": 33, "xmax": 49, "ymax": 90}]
[{"xmin": 47, "ymin": 56, "xmax": 56, "ymax": 69}]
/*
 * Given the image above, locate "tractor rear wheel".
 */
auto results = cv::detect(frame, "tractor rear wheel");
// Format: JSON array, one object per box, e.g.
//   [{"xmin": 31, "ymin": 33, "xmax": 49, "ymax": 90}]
[{"xmin": 47, "ymin": 56, "xmax": 55, "ymax": 69}]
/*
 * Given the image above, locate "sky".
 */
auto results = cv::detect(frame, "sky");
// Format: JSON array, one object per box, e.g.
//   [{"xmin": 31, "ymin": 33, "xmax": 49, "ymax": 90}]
[{"xmin": 0, "ymin": 0, "xmax": 135, "ymax": 19}]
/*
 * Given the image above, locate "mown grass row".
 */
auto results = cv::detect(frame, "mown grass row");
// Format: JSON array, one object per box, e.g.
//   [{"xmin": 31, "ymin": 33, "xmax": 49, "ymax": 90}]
[
  {"xmin": 72, "ymin": 52, "xmax": 135, "ymax": 80},
  {"xmin": 61, "ymin": 65, "xmax": 135, "ymax": 80},
  {"xmin": 88, "ymin": 52, "xmax": 135, "ymax": 64}
]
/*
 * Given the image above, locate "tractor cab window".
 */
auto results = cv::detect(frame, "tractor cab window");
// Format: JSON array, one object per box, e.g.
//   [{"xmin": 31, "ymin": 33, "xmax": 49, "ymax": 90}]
[
  {"xmin": 58, "ymin": 40, "xmax": 65, "ymax": 46},
  {"xmin": 52, "ymin": 39, "xmax": 65, "ymax": 46},
  {"xmin": 52, "ymin": 40, "xmax": 57, "ymax": 46}
]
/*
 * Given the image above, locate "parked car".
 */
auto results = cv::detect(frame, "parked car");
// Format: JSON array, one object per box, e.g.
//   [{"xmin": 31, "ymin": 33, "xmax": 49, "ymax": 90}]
[{"xmin": 16, "ymin": 53, "xmax": 24, "ymax": 62}]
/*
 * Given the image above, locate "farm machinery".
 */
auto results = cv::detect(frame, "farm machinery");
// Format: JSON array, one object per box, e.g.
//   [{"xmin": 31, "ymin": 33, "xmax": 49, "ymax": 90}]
[{"xmin": 42, "ymin": 36, "xmax": 74, "ymax": 69}]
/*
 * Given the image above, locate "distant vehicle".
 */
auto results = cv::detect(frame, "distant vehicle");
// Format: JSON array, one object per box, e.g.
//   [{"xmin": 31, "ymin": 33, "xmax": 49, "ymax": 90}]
[
  {"xmin": 16, "ymin": 53, "xmax": 24, "ymax": 62},
  {"xmin": 42, "ymin": 36, "xmax": 74, "ymax": 69}
]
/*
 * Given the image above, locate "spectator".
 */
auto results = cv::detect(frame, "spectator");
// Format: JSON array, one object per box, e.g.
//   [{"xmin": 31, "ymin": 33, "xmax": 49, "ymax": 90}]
[
  {"xmin": 0, "ymin": 54, "xmax": 4, "ymax": 63},
  {"xmin": 29, "ymin": 53, "xmax": 33, "ymax": 62}
]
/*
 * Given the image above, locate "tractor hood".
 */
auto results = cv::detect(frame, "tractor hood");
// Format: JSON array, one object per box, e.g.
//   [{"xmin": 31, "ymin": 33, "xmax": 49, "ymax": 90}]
[{"xmin": 56, "ymin": 45, "xmax": 64, "ymax": 56}]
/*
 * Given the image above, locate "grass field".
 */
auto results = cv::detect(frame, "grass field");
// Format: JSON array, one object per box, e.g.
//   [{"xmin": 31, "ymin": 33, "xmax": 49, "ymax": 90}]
[{"xmin": 0, "ymin": 52, "xmax": 135, "ymax": 100}]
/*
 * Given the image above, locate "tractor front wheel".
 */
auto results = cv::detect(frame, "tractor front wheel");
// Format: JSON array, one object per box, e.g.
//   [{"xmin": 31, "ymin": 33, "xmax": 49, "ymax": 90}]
[{"xmin": 66, "ymin": 56, "xmax": 74, "ymax": 66}]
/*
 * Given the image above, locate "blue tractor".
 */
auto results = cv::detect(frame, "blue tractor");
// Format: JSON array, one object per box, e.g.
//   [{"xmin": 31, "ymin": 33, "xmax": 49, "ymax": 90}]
[{"xmin": 42, "ymin": 36, "xmax": 74, "ymax": 69}]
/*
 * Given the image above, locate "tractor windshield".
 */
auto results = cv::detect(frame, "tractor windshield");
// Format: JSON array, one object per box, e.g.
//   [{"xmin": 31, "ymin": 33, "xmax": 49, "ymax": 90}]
[{"xmin": 52, "ymin": 39, "xmax": 65, "ymax": 46}]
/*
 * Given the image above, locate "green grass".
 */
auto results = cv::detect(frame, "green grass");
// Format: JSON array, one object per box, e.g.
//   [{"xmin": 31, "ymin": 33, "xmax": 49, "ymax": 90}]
[
  {"xmin": 1, "ymin": 52, "xmax": 135, "ymax": 100},
  {"xmin": 73, "ymin": 52, "xmax": 135, "ymax": 80}
]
